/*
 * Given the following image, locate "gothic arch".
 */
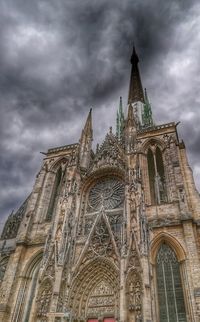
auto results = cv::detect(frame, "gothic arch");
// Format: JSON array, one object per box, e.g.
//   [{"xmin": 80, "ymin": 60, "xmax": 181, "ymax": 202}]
[
  {"xmin": 77, "ymin": 171, "xmax": 125, "ymax": 237},
  {"xmin": 141, "ymin": 138, "xmax": 165, "ymax": 154},
  {"xmin": 81, "ymin": 168, "xmax": 125, "ymax": 195},
  {"xmin": 69, "ymin": 257, "xmax": 120, "ymax": 319},
  {"xmin": 12, "ymin": 251, "xmax": 43, "ymax": 322},
  {"xmin": 141, "ymin": 139, "xmax": 168, "ymax": 205},
  {"xmin": 150, "ymin": 232, "xmax": 186, "ymax": 264},
  {"xmin": 49, "ymin": 156, "xmax": 70, "ymax": 172}
]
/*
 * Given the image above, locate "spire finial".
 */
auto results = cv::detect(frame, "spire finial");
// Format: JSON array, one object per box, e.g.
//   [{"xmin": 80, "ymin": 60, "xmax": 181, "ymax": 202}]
[
  {"xmin": 80, "ymin": 108, "xmax": 93, "ymax": 142},
  {"xmin": 130, "ymin": 44, "xmax": 139, "ymax": 65},
  {"xmin": 128, "ymin": 45, "xmax": 144, "ymax": 104}
]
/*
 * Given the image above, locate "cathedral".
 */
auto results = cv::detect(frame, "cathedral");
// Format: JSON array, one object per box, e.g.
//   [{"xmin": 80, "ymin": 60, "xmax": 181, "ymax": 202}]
[{"xmin": 0, "ymin": 47, "xmax": 200, "ymax": 322}]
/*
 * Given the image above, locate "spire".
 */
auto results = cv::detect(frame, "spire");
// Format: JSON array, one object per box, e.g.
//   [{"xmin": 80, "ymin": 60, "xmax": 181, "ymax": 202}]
[
  {"xmin": 142, "ymin": 88, "xmax": 154, "ymax": 127},
  {"xmin": 128, "ymin": 45, "xmax": 145, "ymax": 104},
  {"xmin": 80, "ymin": 108, "xmax": 93, "ymax": 142},
  {"xmin": 116, "ymin": 97, "xmax": 124, "ymax": 140},
  {"xmin": 79, "ymin": 109, "xmax": 93, "ymax": 169}
]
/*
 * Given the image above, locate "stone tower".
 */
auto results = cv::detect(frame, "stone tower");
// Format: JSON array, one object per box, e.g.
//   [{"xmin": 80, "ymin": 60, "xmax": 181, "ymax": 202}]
[{"xmin": 0, "ymin": 47, "xmax": 200, "ymax": 322}]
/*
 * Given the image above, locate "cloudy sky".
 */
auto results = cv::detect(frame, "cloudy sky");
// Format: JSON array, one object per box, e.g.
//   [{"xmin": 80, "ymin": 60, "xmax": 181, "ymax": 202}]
[{"xmin": 0, "ymin": 0, "xmax": 200, "ymax": 228}]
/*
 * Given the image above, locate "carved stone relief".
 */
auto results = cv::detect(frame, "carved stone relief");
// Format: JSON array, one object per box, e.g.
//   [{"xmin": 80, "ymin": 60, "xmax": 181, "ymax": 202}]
[
  {"xmin": 83, "ymin": 218, "xmax": 118, "ymax": 264},
  {"xmin": 87, "ymin": 280, "xmax": 115, "ymax": 316},
  {"xmin": 36, "ymin": 279, "xmax": 52, "ymax": 319},
  {"xmin": 1, "ymin": 197, "xmax": 29, "ymax": 240},
  {"xmin": 127, "ymin": 270, "xmax": 142, "ymax": 321},
  {"xmin": 0, "ymin": 257, "xmax": 9, "ymax": 286},
  {"xmin": 68, "ymin": 258, "xmax": 119, "ymax": 320}
]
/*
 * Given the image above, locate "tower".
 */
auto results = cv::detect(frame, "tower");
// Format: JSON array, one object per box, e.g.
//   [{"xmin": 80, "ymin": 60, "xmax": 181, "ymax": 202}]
[{"xmin": 0, "ymin": 47, "xmax": 200, "ymax": 322}]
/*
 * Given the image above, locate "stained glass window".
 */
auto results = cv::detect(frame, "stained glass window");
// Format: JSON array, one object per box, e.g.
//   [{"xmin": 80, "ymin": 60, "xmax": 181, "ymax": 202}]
[
  {"xmin": 156, "ymin": 243, "xmax": 187, "ymax": 322},
  {"xmin": 46, "ymin": 166, "xmax": 62, "ymax": 220}
]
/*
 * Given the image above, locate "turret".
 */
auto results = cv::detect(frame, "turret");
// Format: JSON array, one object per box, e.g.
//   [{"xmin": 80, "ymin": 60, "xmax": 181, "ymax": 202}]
[
  {"xmin": 116, "ymin": 96, "xmax": 125, "ymax": 140},
  {"xmin": 142, "ymin": 88, "xmax": 154, "ymax": 127},
  {"xmin": 79, "ymin": 109, "xmax": 93, "ymax": 169},
  {"xmin": 124, "ymin": 103, "xmax": 137, "ymax": 153}
]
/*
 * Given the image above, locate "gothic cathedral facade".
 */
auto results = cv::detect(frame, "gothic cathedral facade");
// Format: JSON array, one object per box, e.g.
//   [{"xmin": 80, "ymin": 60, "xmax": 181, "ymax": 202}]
[{"xmin": 0, "ymin": 47, "xmax": 200, "ymax": 322}]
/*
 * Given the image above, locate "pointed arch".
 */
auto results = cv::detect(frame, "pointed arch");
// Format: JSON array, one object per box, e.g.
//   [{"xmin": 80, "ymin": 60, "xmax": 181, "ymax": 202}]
[
  {"xmin": 150, "ymin": 232, "xmax": 186, "ymax": 264},
  {"xmin": 142, "ymin": 138, "xmax": 165, "ymax": 153},
  {"xmin": 46, "ymin": 165, "xmax": 62, "ymax": 221},
  {"xmin": 49, "ymin": 156, "xmax": 69, "ymax": 172},
  {"xmin": 45, "ymin": 156, "xmax": 69, "ymax": 221},
  {"xmin": 156, "ymin": 243, "xmax": 187, "ymax": 322},
  {"xmin": 12, "ymin": 251, "xmax": 43, "ymax": 322},
  {"xmin": 69, "ymin": 257, "xmax": 120, "ymax": 320},
  {"xmin": 143, "ymin": 140, "xmax": 168, "ymax": 205},
  {"xmin": 147, "ymin": 148, "xmax": 156, "ymax": 204}
]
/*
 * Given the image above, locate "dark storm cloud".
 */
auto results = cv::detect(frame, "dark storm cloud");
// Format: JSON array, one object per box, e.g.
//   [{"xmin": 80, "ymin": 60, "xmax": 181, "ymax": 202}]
[{"xmin": 0, "ymin": 0, "xmax": 200, "ymax": 228}]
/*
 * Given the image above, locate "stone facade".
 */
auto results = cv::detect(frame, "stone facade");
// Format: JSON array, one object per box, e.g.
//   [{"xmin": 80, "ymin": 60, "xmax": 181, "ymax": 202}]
[{"xmin": 0, "ymin": 47, "xmax": 200, "ymax": 322}]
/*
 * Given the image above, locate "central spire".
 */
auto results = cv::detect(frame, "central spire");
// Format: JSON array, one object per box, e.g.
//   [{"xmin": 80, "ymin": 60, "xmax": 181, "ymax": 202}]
[{"xmin": 128, "ymin": 45, "xmax": 144, "ymax": 104}]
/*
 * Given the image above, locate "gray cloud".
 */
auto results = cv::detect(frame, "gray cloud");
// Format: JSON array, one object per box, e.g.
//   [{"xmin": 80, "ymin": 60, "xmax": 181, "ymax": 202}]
[{"xmin": 0, "ymin": 0, "xmax": 200, "ymax": 228}]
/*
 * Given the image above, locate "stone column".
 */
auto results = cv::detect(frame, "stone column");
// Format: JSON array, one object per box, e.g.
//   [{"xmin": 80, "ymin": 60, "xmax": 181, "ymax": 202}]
[{"xmin": 182, "ymin": 220, "xmax": 200, "ymax": 321}]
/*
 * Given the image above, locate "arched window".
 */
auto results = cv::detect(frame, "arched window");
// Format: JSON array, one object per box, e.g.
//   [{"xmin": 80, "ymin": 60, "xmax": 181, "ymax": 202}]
[
  {"xmin": 12, "ymin": 253, "xmax": 42, "ymax": 322},
  {"xmin": 156, "ymin": 243, "xmax": 187, "ymax": 322},
  {"xmin": 46, "ymin": 166, "xmax": 62, "ymax": 221},
  {"xmin": 147, "ymin": 146, "xmax": 167, "ymax": 205}
]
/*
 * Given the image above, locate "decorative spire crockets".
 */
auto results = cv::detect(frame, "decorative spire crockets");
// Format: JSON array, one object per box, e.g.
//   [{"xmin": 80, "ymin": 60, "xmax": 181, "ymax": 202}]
[
  {"xmin": 116, "ymin": 97, "xmax": 125, "ymax": 140},
  {"xmin": 142, "ymin": 88, "xmax": 154, "ymax": 127},
  {"xmin": 128, "ymin": 46, "xmax": 145, "ymax": 105}
]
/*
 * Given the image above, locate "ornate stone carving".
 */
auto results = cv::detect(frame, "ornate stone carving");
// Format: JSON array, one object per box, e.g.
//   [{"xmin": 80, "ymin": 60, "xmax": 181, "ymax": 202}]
[
  {"xmin": 107, "ymin": 213, "xmax": 122, "ymax": 249},
  {"xmin": 1, "ymin": 197, "xmax": 29, "ymax": 240},
  {"xmin": 0, "ymin": 257, "xmax": 9, "ymax": 286},
  {"xmin": 87, "ymin": 280, "xmax": 115, "ymax": 316},
  {"xmin": 68, "ymin": 258, "xmax": 119, "ymax": 320},
  {"xmin": 127, "ymin": 270, "xmax": 142, "ymax": 321},
  {"xmin": 36, "ymin": 279, "xmax": 52, "ymax": 319},
  {"xmin": 87, "ymin": 133, "xmax": 126, "ymax": 175},
  {"xmin": 90, "ymin": 219, "xmax": 113, "ymax": 257}
]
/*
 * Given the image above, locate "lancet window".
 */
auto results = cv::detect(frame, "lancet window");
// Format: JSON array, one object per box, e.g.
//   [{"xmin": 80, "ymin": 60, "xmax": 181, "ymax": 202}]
[
  {"xmin": 46, "ymin": 166, "xmax": 62, "ymax": 220},
  {"xmin": 12, "ymin": 254, "xmax": 42, "ymax": 322},
  {"xmin": 147, "ymin": 146, "xmax": 167, "ymax": 205},
  {"xmin": 156, "ymin": 243, "xmax": 187, "ymax": 322}
]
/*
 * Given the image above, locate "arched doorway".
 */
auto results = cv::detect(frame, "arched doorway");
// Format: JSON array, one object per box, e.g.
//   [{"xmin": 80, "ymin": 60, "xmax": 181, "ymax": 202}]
[{"xmin": 69, "ymin": 258, "xmax": 119, "ymax": 321}]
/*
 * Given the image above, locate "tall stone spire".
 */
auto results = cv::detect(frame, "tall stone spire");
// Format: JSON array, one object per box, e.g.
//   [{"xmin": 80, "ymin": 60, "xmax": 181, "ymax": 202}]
[
  {"xmin": 80, "ymin": 108, "xmax": 93, "ymax": 141},
  {"xmin": 79, "ymin": 109, "xmax": 93, "ymax": 169},
  {"xmin": 128, "ymin": 45, "xmax": 144, "ymax": 104}
]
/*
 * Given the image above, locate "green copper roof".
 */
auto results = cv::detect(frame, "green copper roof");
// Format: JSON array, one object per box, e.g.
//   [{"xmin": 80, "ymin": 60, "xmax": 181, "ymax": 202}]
[
  {"xmin": 116, "ymin": 97, "xmax": 125, "ymax": 139},
  {"xmin": 142, "ymin": 88, "xmax": 154, "ymax": 128}
]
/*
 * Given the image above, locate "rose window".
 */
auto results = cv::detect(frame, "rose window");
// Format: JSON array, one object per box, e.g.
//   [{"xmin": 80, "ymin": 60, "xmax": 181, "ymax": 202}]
[{"xmin": 87, "ymin": 178, "xmax": 124, "ymax": 211}]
